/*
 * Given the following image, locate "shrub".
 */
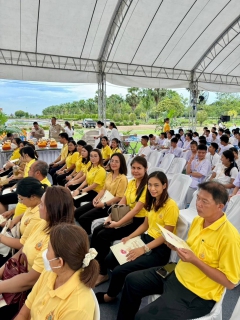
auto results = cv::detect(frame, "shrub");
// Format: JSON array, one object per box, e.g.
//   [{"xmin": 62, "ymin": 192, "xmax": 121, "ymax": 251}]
[
  {"xmin": 135, "ymin": 121, "xmax": 139, "ymax": 125},
  {"xmin": 123, "ymin": 121, "xmax": 128, "ymax": 126},
  {"xmin": 129, "ymin": 121, "xmax": 133, "ymax": 125}
]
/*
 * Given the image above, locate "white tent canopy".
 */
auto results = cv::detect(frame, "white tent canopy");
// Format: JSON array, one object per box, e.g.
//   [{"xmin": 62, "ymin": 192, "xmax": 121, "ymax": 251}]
[{"xmin": 0, "ymin": 0, "xmax": 240, "ymax": 92}]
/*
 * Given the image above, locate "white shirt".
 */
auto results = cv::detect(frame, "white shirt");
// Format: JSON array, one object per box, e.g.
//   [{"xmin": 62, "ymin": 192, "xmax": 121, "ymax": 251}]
[
  {"xmin": 205, "ymin": 136, "xmax": 212, "ymax": 143},
  {"xmin": 192, "ymin": 136, "xmax": 199, "ymax": 143},
  {"xmin": 99, "ymin": 126, "xmax": 107, "ymax": 137},
  {"xmin": 157, "ymin": 138, "xmax": 165, "ymax": 146},
  {"xmin": 229, "ymin": 136, "xmax": 238, "ymax": 146},
  {"xmin": 213, "ymin": 162, "xmax": 238, "ymax": 192},
  {"xmin": 206, "ymin": 153, "xmax": 220, "ymax": 169},
  {"xmin": 218, "ymin": 143, "xmax": 233, "ymax": 155},
  {"xmin": 138, "ymin": 146, "xmax": 151, "ymax": 159},
  {"xmin": 190, "ymin": 159, "xmax": 211, "ymax": 189},
  {"xmin": 168, "ymin": 147, "xmax": 183, "ymax": 158},
  {"xmin": 162, "ymin": 139, "xmax": 171, "ymax": 149},
  {"xmin": 183, "ymin": 140, "xmax": 192, "ymax": 151},
  {"xmin": 64, "ymin": 126, "xmax": 74, "ymax": 138},
  {"xmin": 211, "ymin": 137, "xmax": 220, "ymax": 145},
  {"xmin": 109, "ymin": 128, "xmax": 121, "ymax": 142}
]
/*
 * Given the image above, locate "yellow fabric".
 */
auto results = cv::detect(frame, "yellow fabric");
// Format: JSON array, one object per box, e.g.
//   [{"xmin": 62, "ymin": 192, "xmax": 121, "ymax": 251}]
[
  {"xmin": 81, "ymin": 161, "xmax": 91, "ymax": 174},
  {"xmin": 60, "ymin": 143, "xmax": 68, "ymax": 161},
  {"xmin": 124, "ymin": 180, "xmax": 147, "ymax": 217},
  {"xmin": 10, "ymin": 148, "xmax": 20, "ymax": 161},
  {"xmin": 86, "ymin": 165, "xmax": 106, "ymax": 193},
  {"xmin": 20, "ymin": 205, "xmax": 40, "ymax": 242},
  {"xmin": 147, "ymin": 198, "xmax": 179, "ymax": 239},
  {"xmin": 21, "ymin": 220, "xmax": 49, "ymax": 272},
  {"xmin": 104, "ymin": 173, "xmax": 128, "ymax": 197},
  {"xmin": 110, "ymin": 147, "xmax": 122, "ymax": 157},
  {"xmin": 65, "ymin": 151, "xmax": 79, "ymax": 169},
  {"xmin": 25, "ymin": 270, "xmax": 95, "ymax": 320},
  {"xmin": 101, "ymin": 145, "xmax": 112, "ymax": 160},
  {"xmin": 24, "ymin": 159, "xmax": 36, "ymax": 178},
  {"xmin": 175, "ymin": 214, "xmax": 240, "ymax": 302},
  {"xmin": 75, "ymin": 155, "xmax": 83, "ymax": 172},
  {"xmin": 40, "ymin": 176, "xmax": 52, "ymax": 187},
  {"xmin": 163, "ymin": 123, "xmax": 170, "ymax": 132}
]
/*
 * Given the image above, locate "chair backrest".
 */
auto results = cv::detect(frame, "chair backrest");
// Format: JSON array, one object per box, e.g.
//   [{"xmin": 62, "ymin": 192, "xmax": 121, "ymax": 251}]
[
  {"xmin": 123, "ymin": 154, "xmax": 132, "ymax": 164},
  {"xmin": 147, "ymin": 161, "xmax": 152, "ymax": 170},
  {"xmin": 225, "ymin": 195, "xmax": 240, "ymax": 232},
  {"xmin": 189, "ymin": 190, "xmax": 198, "ymax": 210},
  {"xmin": 168, "ymin": 174, "xmax": 192, "ymax": 209},
  {"xmin": 147, "ymin": 167, "xmax": 165, "ymax": 175},
  {"xmin": 148, "ymin": 151, "xmax": 163, "ymax": 167},
  {"xmin": 169, "ymin": 214, "xmax": 189, "ymax": 263},
  {"xmin": 167, "ymin": 158, "xmax": 186, "ymax": 175},
  {"xmin": 159, "ymin": 154, "xmax": 174, "ymax": 172},
  {"xmin": 91, "ymin": 290, "xmax": 100, "ymax": 320}
]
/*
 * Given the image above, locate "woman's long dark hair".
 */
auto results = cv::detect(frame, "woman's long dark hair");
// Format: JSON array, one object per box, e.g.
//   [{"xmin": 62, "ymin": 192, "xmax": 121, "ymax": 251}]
[
  {"xmin": 81, "ymin": 145, "xmax": 93, "ymax": 164},
  {"xmin": 145, "ymin": 171, "xmax": 169, "ymax": 212},
  {"xmin": 223, "ymin": 150, "xmax": 238, "ymax": 176},
  {"xmin": 20, "ymin": 146, "xmax": 38, "ymax": 160},
  {"xmin": 130, "ymin": 156, "xmax": 148, "ymax": 199},
  {"xmin": 109, "ymin": 153, "xmax": 127, "ymax": 175}
]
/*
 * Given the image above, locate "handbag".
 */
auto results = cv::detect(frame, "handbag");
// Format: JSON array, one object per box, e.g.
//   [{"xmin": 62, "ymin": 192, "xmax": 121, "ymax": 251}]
[
  {"xmin": 0, "ymin": 220, "xmax": 21, "ymax": 257},
  {"xmin": 2, "ymin": 253, "xmax": 28, "ymax": 309},
  {"xmin": 109, "ymin": 204, "xmax": 131, "ymax": 228}
]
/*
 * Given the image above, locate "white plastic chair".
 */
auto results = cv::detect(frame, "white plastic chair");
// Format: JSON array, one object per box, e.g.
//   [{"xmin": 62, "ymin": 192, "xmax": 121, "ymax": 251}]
[
  {"xmin": 225, "ymin": 195, "xmax": 240, "ymax": 232},
  {"xmin": 158, "ymin": 154, "xmax": 174, "ymax": 172},
  {"xmin": 166, "ymin": 158, "xmax": 186, "ymax": 180},
  {"xmin": 148, "ymin": 151, "xmax": 163, "ymax": 168},
  {"xmin": 179, "ymin": 191, "xmax": 198, "ymax": 227},
  {"xmin": 168, "ymin": 174, "xmax": 192, "ymax": 209},
  {"xmin": 147, "ymin": 167, "xmax": 166, "ymax": 175},
  {"xmin": 230, "ymin": 297, "xmax": 240, "ymax": 320},
  {"xmin": 92, "ymin": 290, "xmax": 100, "ymax": 320},
  {"xmin": 123, "ymin": 154, "xmax": 131, "ymax": 164},
  {"xmin": 91, "ymin": 217, "xmax": 107, "ymax": 234}
]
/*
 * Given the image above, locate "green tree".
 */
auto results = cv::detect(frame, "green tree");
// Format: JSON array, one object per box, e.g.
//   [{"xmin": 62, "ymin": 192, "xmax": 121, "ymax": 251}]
[
  {"xmin": 129, "ymin": 113, "xmax": 137, "ymax": 122},
  {"xmin": 0, "ymin": 112, "xmax": 8, "ymax": 125},
  {"xmin": 126, "ymin": 87, "xmax": 141, "ymax": 111},
  {"xmin": 197, "ymin": 110, "xmax": 208, "ymax": 126},
  {"xmin": 15, "ymin": 110, "xmax": 26, "ymax": 118}
]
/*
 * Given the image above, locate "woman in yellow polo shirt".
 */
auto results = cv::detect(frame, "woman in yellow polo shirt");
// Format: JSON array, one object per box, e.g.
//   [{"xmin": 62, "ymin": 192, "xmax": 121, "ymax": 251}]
[
  {"xmin": 15, "ymin": 224, "xmax": 99, "ymax": 320},
  {"xmin": 0, "ymin": 186, "xmax": 75, "ymax": 319},
  {"xmin": 110, "ymin": 138, "xmax": 122, "ymax": 156},
  {"xmin": 61, "ymin": 140, "xmax": 86, "ymax": 185},
  {"xmin": 0, "ymin": 138, "xmax": 22, "ymax": 178},
  {"xmin": 75, "ymin": 153, "xmax": 128, "ymax": 234},
  {"xmin": 91, "ymin": 156, "xmax": 148, "ymax": 286},
  {"xmin": 72, "ymin": 149, "xmax": 106, "ymax": 208},
  {"xmin": 96, "ymin": 171, "xmax": 179, "ymax": 303},
  {"xmin": 66, "ymin": 144, "xmax": 93, "ymax": 190},
  {"xmin": 0, "ymin": 177, "xmax": 47, "ymax": 266},
  {"xmin": 101, "ymin": 136, "xmax": 112, "ymax": 165},
  {"xmin": 52, "ymin": 140, "xmax": 78, "ymax": 185}
]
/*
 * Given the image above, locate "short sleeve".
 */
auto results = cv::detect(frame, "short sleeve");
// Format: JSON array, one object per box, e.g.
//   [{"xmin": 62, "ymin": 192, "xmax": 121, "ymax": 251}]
[
  {"xmin": 20, "ymin": 216, "xmax": 41, "ymax": 245},
  {"xmin": 58, "ymin": 309, "xmax": 93, "ymax": 320},
  {"xmin": 71, "ymin": 152, "xmax": 79, "ymax": 163},
  {"xmin": 115, "ymin": 176, "xmax": 128, "ymax": 197},
  {"xmin": 124, "ymin": 180, "xmax": 132, "ymax": 197},
  {"xmin": 199, "ymin": 161, "xmax": 211, "ymax": 176},
  {"xmin": 230, "ymin": 168, "xmax": 238, "ymax": 179},
  {"xmin": 163, "ymin": 200, "xmax": 179, "ymax": 227},
  {"xmin": 138, "ymin": 185, "xmax": 147, "ymax": 204},
  {"xmin": 32, "ymin": 239, "xmax": 49, "ymax": 273},
  {"xmin": 233, "ymin": 172, "xmax": 240, "ymax": 187},
  {"xmin": 93, "ymin": 168, "xmax": 106, "ymax": 185},
  {"xmin": 25, "ymin": 271, "xmax": 45, "ymax": 309}
]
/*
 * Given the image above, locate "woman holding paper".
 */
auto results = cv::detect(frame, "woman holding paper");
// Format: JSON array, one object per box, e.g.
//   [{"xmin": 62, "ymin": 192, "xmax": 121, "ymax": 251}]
[
  {"xmin": 74, "ymin": 153, "xmax": 128, "ymax": 234},
  {"xmin": 72, "ymin": 149, "xmax": 106, "ymax": 207},
  {"xmin": 91, "ymin": 156, "xmax": 148, "ymax": 286},
  {"xmin": 95, "ymin": 171, "xmax": 179, "ymax": 304}
]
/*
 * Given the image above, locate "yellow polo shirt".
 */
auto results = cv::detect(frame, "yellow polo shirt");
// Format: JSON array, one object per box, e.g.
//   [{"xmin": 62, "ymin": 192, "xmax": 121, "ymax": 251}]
[
  {"xmin": 101, "ymin": 145, "xmax": 112, "ymax": 160},
  {"xmin": 20, "ymin": 205, "xmax": 40, "ymax": 241},
  {"xmin": 81, "ymin": 161, "xmax": 91, "ymax": 175},
  {"xmin": 104, "ymin": 173, "xmax": 128, "ymax": 197},
  {"xmin": 10, "ymin": 148, "xmax": 21, "ymax": 161},
  {"xmin": 26, "ymin": 270, "xmax": 95, "ymax": 320},
  {"xmin": 75, "ymin": 154, "xmax": 82, "ymax": 172},
  {"xmin": 110, "ymin": 147, "xmax": 122, "ymax": 157},
  {"xmin": 14, "ymin": 177, "xmax": 51, "ymax": 218},
  {"xmin": 65, "ymin": 151, "xmax": 78, "ymax": 169},
  {"xmin": 21, "ymin": 220, "xmax": 49, "ymax": 272},
  {"xmin": 60, "ymin": 143, "xmax": 68, "ymax": 161},
  {"xmin": 175, "ymin": 214, "xmax": 240, "ymax": 302},
  {"xmin": 124, "ymin": 180, "xmax": 147, "ymax": 217},
  {"xmin": 86, "ymin": 165, "xmax": 106, "ymax": 193},
  {"xmin": 147, "ymin": 198, "xmax": 179, "ymax": 239},
  {"xmin": 163, "ymin": 123, "xmax": 170, "ymax": 132},
  {"xmin": 24, "ymin": 159, "xmax": 36, "ymax": 177}
]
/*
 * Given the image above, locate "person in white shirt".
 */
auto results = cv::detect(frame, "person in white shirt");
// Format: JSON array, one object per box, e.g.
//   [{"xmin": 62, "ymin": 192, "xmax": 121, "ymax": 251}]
[
  {"xmin": 186, "ymin": 145, "xmax": 211, "ymax": 204},
  {"xmin": 64, "ymin": 121, "xmax": 74, "ymax": 138},
  {"xmin": 210, "ymin": 150, "xmax": 238, "ymax": 194},
  {"xmin": 205, "ymin": 130, "xmax": 212, "ymax": 143},
  {"xmin": 185, "ymin": 141, "xmax": 198, "ymax": 163},
  {"xmin": 160, "ymin": 132, "xmax": 172, "ymax": 151},
  {"xmin": 211, "ymin": 131, "xmax": 220, "ymax": 145},
  {"xmin": 192, "ymin": 132, "xmax": 199, "ymax": 144},
  {"xmin": 94, "ymin": 121, "xmax": 108, "ymax": 148},
  {"xmin": 218, "ymin": 128, "xmax": 224, "ymax": 137},
  {"xmin": 229, "ymin": 147, "xmax": 240, "ymax": 169},
  {"xmin": 109, "ymin": 122, "xmax": 121, "ymax": 143},
  {"xmin": 206, "ymin": 142, "xmax": 220, "ymax": 170},
  {"xmin": 229, "ymin": 129, "xmax": 238, "ymax": 146},
  {"xmin": 167, "ymin": 138, "xmax": 183, "ymax": 158},
  {"xmin": 183, "ymin": 133, "xmax": 192, "ymax": 152},
  {"xmin": 218, "ymin": 135, "xmax": 233, "ymax": 155},
  {"xmin": 148, "ymin": 134, "xmax": 158, "ymax": 149},
  {"xmin": 138, "ymin": 136, "xmax": 151, "ymax": 159},
  {"xmin": 178, "ymin": 129, "xmax": 185, "ymax": 144},
  {"xmin": 156, "ymin": 132, "xmax": 166, "ymax": 149}
]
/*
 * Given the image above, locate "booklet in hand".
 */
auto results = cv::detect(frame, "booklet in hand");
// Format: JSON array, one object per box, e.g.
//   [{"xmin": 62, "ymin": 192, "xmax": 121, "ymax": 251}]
[
  {"xmin": 71, "ymin": 191, "xmax": 88, "ymax": 200},
  {"xmin": 99, "ymin": 190, "xmax": 115, "ymax": 203},
  {"xmin": 110, "ymin": 236, "xmax": 145, "ymax": 265},
  {"xmin": 157, "ymin": 224, "xmax": 192, "ymax": 251}
]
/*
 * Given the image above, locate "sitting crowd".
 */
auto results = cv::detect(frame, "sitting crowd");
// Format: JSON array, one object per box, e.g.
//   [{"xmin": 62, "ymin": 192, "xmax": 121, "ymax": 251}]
[{"xmin": 0, "ymin": 121, "xmax": 239, "ymax": 319}]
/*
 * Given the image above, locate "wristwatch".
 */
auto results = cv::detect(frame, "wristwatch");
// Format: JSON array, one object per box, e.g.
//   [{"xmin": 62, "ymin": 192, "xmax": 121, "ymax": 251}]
[
  {"xmin": 102, "ymin": 202, "xmax": 107, "ymax": 209},
  {"xmin": 144, "ymin": 244, "xmax": 152, "ymax": 255}
]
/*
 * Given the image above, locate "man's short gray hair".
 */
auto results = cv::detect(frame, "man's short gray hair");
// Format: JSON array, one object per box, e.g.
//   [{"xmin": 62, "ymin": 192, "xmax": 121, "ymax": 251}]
[{"xmin": 32, "ymin": 161, "xmax": 48, "ymax": 177}]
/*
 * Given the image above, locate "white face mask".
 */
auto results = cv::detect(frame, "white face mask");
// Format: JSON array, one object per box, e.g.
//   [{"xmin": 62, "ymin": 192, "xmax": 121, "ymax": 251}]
[{"xmin": 42, "ymin": 249, "xmax": 61, "ymax": 271}]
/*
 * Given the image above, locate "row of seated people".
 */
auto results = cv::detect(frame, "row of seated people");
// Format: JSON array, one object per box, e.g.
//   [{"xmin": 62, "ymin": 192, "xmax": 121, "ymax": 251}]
[{"xmin": 0, "ymin": 156, "xmax": 239, "ymax": 319}]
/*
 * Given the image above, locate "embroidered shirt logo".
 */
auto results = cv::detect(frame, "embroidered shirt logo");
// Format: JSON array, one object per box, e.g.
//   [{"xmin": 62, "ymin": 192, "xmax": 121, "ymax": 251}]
[
  {"xmin": 24, "ymin": 218, "xmax": 30, "ymax": 226},
  {"xmin": 35, "ymin": 240, "xmax": 43, "ymax": 251},
  {"xmin": 45, "ymin": 311, "xmax": 54, "ymax": 320}
]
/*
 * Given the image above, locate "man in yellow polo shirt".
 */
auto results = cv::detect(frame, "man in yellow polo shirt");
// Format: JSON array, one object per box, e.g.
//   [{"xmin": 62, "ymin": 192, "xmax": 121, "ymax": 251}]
[
  {"xmin": 49, "ymin": 133, "xmax": 69, "ymax": 177},
  {"xmin": 117, "ymin": 181, "xmax": 240, "ymax": 320}
]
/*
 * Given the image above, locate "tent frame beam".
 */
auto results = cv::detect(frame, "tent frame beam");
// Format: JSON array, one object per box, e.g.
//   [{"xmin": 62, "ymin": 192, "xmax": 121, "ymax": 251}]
[{"xmin": 98, "ymin": 62, "xmax": 106, "ymax": 123}]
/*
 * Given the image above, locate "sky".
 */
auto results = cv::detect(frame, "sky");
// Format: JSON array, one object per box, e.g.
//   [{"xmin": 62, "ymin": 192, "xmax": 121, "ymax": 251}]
[{"xmin": 0, "ymin": 79, "xmax": 217, "ymax": 115}]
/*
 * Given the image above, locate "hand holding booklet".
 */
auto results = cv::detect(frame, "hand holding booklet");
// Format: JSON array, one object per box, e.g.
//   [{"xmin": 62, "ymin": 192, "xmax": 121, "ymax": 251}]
[
  {"xmin": 71, "ymin": 191, "xmax": 88, "ymax": 200},
  {"xmin": 110, "ymin": 236, "xmax": 145, "ymax": 265},
  {"xmin": 157, "ymin": 224, "xmax": 192, "ymax": 251},
  {"xmin": 99, "ymin": 190, "xmax": 114, "ymax": 203}
]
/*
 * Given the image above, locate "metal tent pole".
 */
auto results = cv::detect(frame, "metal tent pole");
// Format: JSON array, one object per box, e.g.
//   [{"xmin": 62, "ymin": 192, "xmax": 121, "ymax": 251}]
[
  {"xmin": 189, "ymin": 71, "xmax": 198, "ymax": 131},
  {"xmin": 98, "ymin": 62, "xmax": 106, "ymax": 124}
]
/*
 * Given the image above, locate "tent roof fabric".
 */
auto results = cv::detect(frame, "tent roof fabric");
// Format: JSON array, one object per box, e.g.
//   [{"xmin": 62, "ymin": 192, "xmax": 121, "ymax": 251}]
[{"xmin": 0, "ymin": 0, "xmax": 240, "ymax": 92}]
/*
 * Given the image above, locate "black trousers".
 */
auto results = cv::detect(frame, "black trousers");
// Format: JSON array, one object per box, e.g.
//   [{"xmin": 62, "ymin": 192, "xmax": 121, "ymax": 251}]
[
  {"xmin": 0, "ymin": 302, "xmax": 19, "ymax": 319},
  {"xmin": 55, "ymin": 170, "xmax": 73, "ymax": 186},
  {"xmin": 105, "ymin": 234, "xmax": 170, "ymax": 298},
  {"xmin": 74, "ymin": 202, "xmax": 110, "ymax": 235},
  {"xmin": 0, "ymin": 168, "xmax": 12, "ymax": 177},
  {"xmin": 117, "ymin": 268, "xmax": 215, "ymax": 320},
  {"xmin": 68, "ymin": 183, "xmax": 81, "ymax": 191},
  {"xmin": 48, "ymin": 164, "xmax": 63, "ymax": 178},
  {"xmin": 0, "ymin": 192, "xmax": 18, "ymax": 205},
  {"xmin": 73, "ymin": 190, "xmax": 98, "ymax": 208},
  {"xmin": 90, "ymin": 217, "xmax": 145, "ymax": 275}
]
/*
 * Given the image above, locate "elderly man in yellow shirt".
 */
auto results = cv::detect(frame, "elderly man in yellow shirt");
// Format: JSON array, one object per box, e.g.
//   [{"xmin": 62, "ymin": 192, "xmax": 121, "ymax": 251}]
[
  {"xmin": 117, "ymin": 181, "xmax": 240, "ymax": 320},
  {"xmin": 49, "ymin": 132, "xmax": 69, "ymax": 177}
]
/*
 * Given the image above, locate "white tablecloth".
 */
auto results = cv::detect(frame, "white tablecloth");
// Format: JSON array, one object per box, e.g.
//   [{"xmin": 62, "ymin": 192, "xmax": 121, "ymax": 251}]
[{"xmin": 0, "ymin": 148, "xmax": 61, "ymax": 167}]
